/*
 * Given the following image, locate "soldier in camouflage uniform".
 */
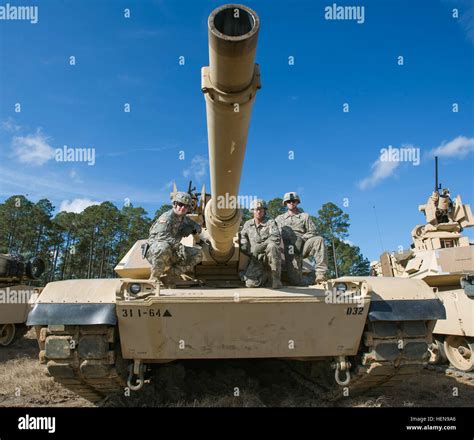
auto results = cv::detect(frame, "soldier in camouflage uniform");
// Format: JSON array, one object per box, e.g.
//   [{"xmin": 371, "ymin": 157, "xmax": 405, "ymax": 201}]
[
  {"xmin": 275, "ymin": 192, "xmax": 327, "ymax": 285},
  {"xmin": 146, "ymin": 192, "xmax": 203, "ymax": 288},
  {"xmin": 240, "ymin": 199, "xmax": 282, "ymax": 289}
]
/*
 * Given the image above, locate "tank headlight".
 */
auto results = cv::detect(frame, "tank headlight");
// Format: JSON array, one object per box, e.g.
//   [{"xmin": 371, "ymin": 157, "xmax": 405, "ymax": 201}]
[
  {"xmin": 335, "ymin": 283, "xmax": 347, "ymax": 293},
  {"xmin": 129, "ymin": 283, "xmax": 141, "ymax": 295}
]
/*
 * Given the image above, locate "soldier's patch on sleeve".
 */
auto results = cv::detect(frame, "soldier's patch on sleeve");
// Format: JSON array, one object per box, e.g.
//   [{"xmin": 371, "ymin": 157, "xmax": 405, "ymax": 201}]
[{"xmin": 159, "ymin": 219, "xmax": 167, "ymax": 224}]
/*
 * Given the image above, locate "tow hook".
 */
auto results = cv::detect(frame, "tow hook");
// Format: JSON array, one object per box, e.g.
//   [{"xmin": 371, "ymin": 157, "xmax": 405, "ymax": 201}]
[
  {"xmin": 127, "ymin": 360, "xmax": 145, "ymax": 391},
  {"xmin": 331, "ymin": 356, "xmax": 351, "ymax": 386}
]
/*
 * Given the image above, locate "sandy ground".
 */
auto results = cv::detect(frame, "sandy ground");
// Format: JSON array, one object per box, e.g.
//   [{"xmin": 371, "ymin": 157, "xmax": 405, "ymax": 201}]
[{"xmin": 0, "ymin": 329, "xmax": 473, "ymax": 408}]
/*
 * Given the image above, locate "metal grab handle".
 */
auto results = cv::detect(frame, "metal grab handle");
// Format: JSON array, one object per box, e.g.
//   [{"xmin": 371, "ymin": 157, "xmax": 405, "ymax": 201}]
[
  {"xmin": 127, "ymin": 363, "xmax": 145, "ymax": 391},
  {"xmin": 335, "ymin": 365, "xmax": 351, "ymax": 386}
]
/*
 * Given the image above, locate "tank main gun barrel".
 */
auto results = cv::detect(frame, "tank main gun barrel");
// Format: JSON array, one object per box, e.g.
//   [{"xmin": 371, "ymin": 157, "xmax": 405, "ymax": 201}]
[{"xmin": 202, "ymin": 4, "xmax": 261, "ymax": 262}]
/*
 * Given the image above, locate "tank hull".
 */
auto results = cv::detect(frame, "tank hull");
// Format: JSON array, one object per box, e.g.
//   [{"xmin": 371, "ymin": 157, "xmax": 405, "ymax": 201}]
[
  {"xmin": 432, "ymin": 285, "xmax": 474, "ymax": 337},
  {"xmin": 116, "ymin": 287, "xmax": 369, "ymax": 361},
  {"xmin": 27, "ymin": 276, "xmax": 444, "ymax": 400}
]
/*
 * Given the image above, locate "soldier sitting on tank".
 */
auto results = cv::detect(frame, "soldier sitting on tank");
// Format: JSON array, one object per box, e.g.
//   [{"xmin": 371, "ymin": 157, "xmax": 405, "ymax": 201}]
[
  {"xmin": 240, "ymin": 199, "xmax": 283, "ymax": 289},
  {"xmin": 436, "ymin": 188, "xmax": 454, "ymax": 224},
  {"xmin": 146, "ymin": 192, "xmax": 203, "ymax": 289},
  {"xmin": 275, "ymin": 192, "xmax": 328, "ymax": 285}
]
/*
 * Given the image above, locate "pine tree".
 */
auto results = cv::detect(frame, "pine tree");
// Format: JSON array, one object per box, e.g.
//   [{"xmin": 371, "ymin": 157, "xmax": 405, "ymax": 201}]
[
  {"xmin": 266, "ymin": 198, "xmax": 286, "ymax": 219},
  {"xmin": 313, "ymin": 203, "xmax": 369, "ymax": 277}
]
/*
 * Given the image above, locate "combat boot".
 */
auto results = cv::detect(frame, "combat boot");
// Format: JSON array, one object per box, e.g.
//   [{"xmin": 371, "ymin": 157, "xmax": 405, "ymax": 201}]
[
  {"xmin": 271, "ymin": 271, "xmax": 282, "ymax": 289},
  {"xmin": 272, "ymin": 276, "xmax": 283, "ymax": 289}
]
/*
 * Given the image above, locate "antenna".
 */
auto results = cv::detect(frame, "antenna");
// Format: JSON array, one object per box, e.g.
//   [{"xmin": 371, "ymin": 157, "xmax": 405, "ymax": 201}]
[{"xmin": 435, "ymin": 156, "xmax": 439, "ymax": 192}]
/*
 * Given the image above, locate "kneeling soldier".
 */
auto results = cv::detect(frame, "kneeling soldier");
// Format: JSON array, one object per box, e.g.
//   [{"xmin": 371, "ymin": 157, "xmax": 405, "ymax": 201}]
[
  {"xmin": 146, "ymin": 192, "xmax": 203, "ymax": 288},
  {"xmin": 275, "ymin": 192, "xmax": 328, "ymax": 285},
  {"xmin": 240, "ymin": 199, "xmax": 282, "ymax": 289}
]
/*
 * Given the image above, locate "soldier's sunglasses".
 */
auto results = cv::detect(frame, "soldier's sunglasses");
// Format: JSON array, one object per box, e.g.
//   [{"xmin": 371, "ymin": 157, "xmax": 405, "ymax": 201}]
[{"xmin": 175, "ymin": 202, "xmax": 188, "ymax": 208}]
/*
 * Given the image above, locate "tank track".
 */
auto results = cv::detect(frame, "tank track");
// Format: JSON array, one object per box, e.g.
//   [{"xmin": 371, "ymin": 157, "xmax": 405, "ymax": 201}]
[
  {"xmin": 39, "ymin": 321, "xmax": 433, "ymax": 403},
  {"xmin": 38, "ymin": 325, "xmax": 127, "ymax": 402},
  {"xmin": 286, "ymin": 320, "xmax": 432, "ymax": 402}
]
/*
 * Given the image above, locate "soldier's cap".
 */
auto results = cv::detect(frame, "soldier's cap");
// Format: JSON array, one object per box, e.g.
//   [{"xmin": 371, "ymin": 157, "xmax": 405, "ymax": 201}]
[
  {"xmin": 250, "ymin": 199, "xmax": 267, "ymax": 211},
  {"xmin": 282, "ymin": 192, "xmax": 300, "ymax": 205},
  {"xmin": 173, "ymin": 192, "xmax": 192, "ymax": 207}
]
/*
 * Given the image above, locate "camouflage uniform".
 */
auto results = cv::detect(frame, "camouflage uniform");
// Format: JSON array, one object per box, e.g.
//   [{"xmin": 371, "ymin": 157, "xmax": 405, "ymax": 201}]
[
  {"xmin": 275, "ymin": 210, "xmax": 327, "ymax": 285},
  {"xmin": 146, "ymin": 209, "xmax": 203, "ymax": 282},
  {"xmin": 240, "ymin": 215, "xmax": 282, "ymax": 289}
]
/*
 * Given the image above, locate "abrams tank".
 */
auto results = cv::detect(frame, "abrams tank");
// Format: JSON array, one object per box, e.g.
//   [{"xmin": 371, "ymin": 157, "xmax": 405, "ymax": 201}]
[
  {"xmin": 371, "ymin": 158, "xmax": 474, "ymax": 372},
  {"xmin": 0, "ymin": 253, "xmax": 45, "ymax": 346},
  {"xmin": 27, "ymin": 4, "xmax": 445, "ymax": 402}
]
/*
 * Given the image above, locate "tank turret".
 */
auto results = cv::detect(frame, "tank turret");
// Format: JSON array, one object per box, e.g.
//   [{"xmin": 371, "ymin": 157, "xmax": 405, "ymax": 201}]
[
  {"xmin": 0, "ymin": 253, "xmax": 45, "ymax": 286},
  {"xmin": 371, "ymin": 157, "xmax": 474, "ymax": 283}
]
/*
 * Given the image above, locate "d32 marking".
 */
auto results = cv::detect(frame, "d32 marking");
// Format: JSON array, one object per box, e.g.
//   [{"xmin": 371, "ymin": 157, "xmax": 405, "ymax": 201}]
[{"xmin": 346, "ymin": 306, "xmax": 364, "ymax": 316}]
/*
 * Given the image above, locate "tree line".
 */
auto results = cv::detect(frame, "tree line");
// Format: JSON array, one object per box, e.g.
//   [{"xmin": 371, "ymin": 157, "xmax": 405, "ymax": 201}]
[{"xmin": 0, "ymin": 195, "xmax": 369, "ymax": 285}]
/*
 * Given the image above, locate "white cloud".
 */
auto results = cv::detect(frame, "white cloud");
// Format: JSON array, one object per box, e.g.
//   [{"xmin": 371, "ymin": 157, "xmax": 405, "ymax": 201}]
[
  {"xmin": 59, "ymin": 198, "xmax": 101, "ymax": 213},
  {"xmin": 342, "ymin": 239, "xmax": 354, "ymax": 246},
  {"xmin": 442, "ymin": 0, "xmax": 474, "ymax": 44},
  {"xmin": 11, "ymin": 129, "xmax": 55, "ymax": 166},
  {"xmin": 0, "ymin": 165, "xmax": 171, "ymax": 205},
  {"xmin": 183, "ymin": 155, "xmax": 208, "ymax": 182},
  {"xmin": 429, "ymin": 135, "xmax": 474, "ymax": 159},
  {"xmin": 358, "ymin": 155, "xmax": 400, "ymax": 190},
  {"xmin": 1, "ymin": 118, "xmax": 21, "ymax": 133}
]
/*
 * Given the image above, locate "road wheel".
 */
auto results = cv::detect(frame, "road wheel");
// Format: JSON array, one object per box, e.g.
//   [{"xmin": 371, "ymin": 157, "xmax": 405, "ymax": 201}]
[
  {"xmin": 0, "ymin": 324, "xmax": 16, "ymax": 347},
  {"xmin": 444, "ymin": 335, "xmax": 474, "ymax": 372}
]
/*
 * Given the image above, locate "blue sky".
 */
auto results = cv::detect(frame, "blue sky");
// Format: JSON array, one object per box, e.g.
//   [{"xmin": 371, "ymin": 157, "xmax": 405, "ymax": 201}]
[{"xmin": 0, "ymin": 0, "xmax": 473, "ymax": 262}]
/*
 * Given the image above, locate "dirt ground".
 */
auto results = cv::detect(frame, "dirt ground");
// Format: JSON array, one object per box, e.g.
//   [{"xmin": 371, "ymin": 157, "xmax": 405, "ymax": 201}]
[{"xmin": 0, "ymin": 329, "xmax": 473, "ymax": 408}]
